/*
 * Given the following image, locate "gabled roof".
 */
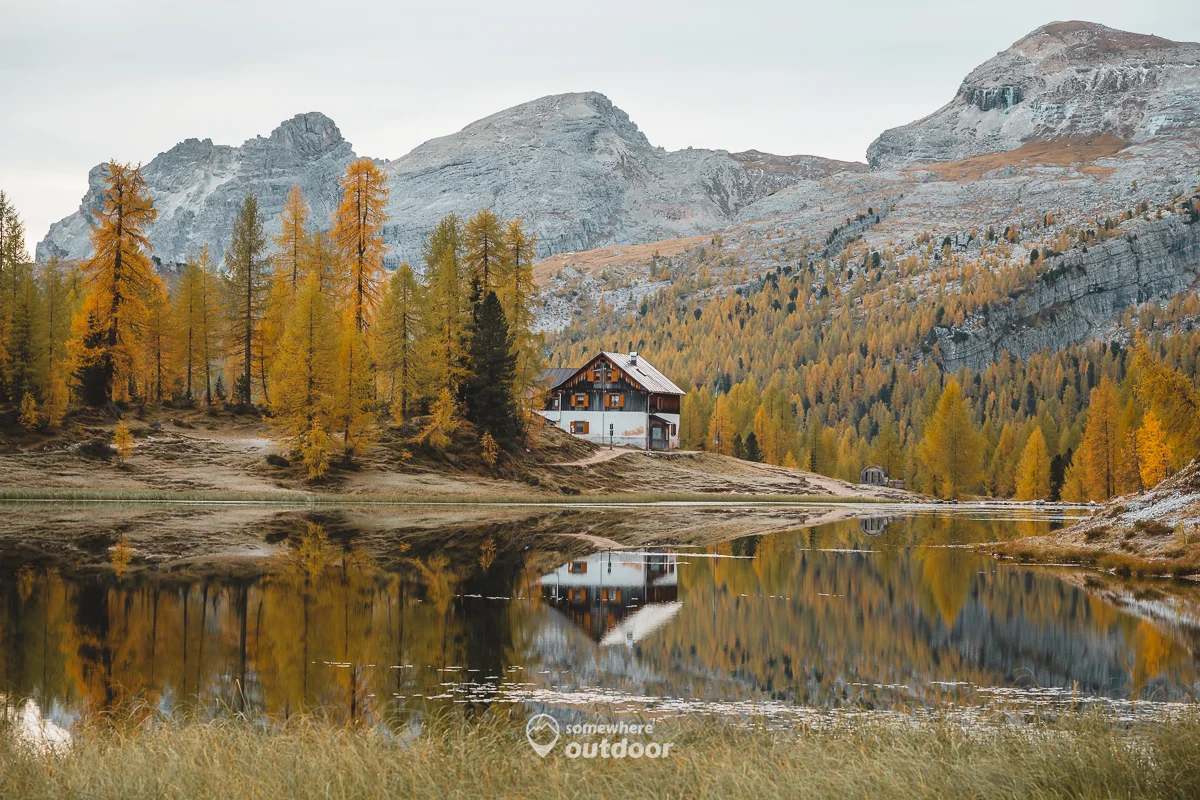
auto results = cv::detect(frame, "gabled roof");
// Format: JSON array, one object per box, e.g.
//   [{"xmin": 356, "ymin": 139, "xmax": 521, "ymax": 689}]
[{"xmin": 543, "ymin": 352, "xmax": 686, "ymax": 395}]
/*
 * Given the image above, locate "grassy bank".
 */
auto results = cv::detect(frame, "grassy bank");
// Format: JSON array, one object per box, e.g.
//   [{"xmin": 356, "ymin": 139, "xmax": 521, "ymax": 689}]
[
  {"xmin": 0, "ymin": 487, "xmax": 892, "ymax": 506},
  {"xmin": 989, "ymin": 539, "xmax": 1200, "ymax": 579},
  {"xmin": 3, "ymin": 713, "xmax": 1200, "ymax": 799}
]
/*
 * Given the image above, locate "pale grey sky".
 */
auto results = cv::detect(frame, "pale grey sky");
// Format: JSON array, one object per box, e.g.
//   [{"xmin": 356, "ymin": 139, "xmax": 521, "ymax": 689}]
[{"xmin": 2, "ymin": 0, "xmax": 1197, "ymax": 251}]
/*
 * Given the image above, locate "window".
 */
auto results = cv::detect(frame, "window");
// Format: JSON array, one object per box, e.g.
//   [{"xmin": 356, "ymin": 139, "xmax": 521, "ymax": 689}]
[
  {"xmin": 572, "ymin": 393, "xmax": 588, "ymax": 408},
  {"xmin": 669, "ymin": 423, "xmax": 677, "ymax": 436},
  {"xmin": 607, "ymin": 393, "xmax": 624, "ymax": 409},
  {"xmin": 569, "ymin": 561, "xmax": 588, "ymax": 575},
  {"xmin": 601, "ymin": 588, "xmax": 622, "ymax": 603},
  {"xmin": 570, "ymin": 420, "xmax": 590, "ymax": 435}
]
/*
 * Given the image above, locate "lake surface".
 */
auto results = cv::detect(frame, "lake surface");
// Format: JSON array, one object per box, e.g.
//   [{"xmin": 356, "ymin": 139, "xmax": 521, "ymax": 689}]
[{"xmin": 2, "ymin": 509, "xmax": 1198, "ymax": 731}]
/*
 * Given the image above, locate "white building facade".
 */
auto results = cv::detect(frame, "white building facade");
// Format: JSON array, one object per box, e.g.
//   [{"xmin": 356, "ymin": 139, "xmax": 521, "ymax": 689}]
[{"xmin": 537, "ymin": 352, "xmax": 684, "ymax": 450}]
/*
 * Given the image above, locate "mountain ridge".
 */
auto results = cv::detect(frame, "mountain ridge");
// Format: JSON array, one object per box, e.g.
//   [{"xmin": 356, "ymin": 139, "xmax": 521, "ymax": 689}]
[{"xmin": 37, "ymin": 92, "xmax": 862, "ymax": 267}]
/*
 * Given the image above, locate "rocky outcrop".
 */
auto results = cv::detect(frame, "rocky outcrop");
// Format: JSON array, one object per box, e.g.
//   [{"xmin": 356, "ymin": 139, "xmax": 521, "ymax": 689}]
[
  {"xmin": 37, "ymin": 92, "xmax": 863, "ymax": 268},
  {"xmin": 936, "ymin": 213, "xmax": 1200, "ymax": 371},
  {"xmin": 867, "ymin": 21, "xmax": 1200, "ymax": 169},
  {"xmin": 38, "ymin": 113, "xmax": 354, "ymax": 266}
]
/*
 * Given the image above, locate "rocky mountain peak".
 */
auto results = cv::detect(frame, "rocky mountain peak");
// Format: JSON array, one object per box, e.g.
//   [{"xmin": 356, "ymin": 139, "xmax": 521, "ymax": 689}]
[
  {"xmin": 867, "ymin": 21, "xmax": 1200, "ymax": 169},
  {"xmin": 265, "ymin": 112, "xmax": 347, "ymax": 155},
  {"xmin": 1012, "ymin": 20, "xmax": 1179, "ymax": 58}
]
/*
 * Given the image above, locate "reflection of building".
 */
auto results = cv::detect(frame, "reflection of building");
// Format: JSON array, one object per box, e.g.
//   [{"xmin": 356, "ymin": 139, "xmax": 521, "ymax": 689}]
[
  {"xmin": 859, "ymin": 516, "xmax": 890, "ymax": 536},
  {"xmin": 540, "ymin": 551, "xmax": 680, "ymax": 646}
]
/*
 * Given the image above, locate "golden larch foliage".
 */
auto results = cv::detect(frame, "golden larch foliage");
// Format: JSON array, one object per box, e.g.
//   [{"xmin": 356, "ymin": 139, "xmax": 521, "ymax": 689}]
[
  {"xmin": 1079, "ymin": 376, "xmax": 1122, "ymax": 501},
  {"xmin": 113, "ymin": 420, "xmax": 134, "ymax": 462},
  {"xmin": 333, "ymin": 158, "xmax": 390, "ymax": 332},
  {"xmin": 918, "ymin": 378, "xmax": 984, "ymax": 499},
  {"xmin": 1137, "ymin": 410, "xmax": 1173, "ymax": 488},
  {"xmin": 1015, "ymin": 427, "xmax": 1051, "ymax": 500},
  {"xmin": 70, "ymin": 162, "xmax": 158, "ymax": 403}
]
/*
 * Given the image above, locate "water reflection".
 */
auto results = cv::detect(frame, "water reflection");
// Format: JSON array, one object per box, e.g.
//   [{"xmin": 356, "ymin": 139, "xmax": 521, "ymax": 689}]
[
  {"xmin": 541, "ymin": 552, "xmax": 680, "ymax": 646},
  {"xmin": 0, "ymin": 513, "xmax": 1196, "ymax": 730}
]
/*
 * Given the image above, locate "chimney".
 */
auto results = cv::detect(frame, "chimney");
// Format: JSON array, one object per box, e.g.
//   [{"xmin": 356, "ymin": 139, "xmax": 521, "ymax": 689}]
[{"xmin": 630, "ymin": 352, "xmax": 638, "ymax": 364}]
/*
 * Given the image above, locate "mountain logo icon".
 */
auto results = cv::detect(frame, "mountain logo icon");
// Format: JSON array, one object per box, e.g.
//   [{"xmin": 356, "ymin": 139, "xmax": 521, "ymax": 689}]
[{"xmin": 525, "ymin": 713, "xmax": 561, "ymax": 757}]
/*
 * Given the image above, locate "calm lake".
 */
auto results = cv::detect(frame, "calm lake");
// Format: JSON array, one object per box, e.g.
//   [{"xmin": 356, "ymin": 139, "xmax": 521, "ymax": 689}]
[{"xmin": 2, "ymin": 508, "xmax": 1198, "ymax": 731}]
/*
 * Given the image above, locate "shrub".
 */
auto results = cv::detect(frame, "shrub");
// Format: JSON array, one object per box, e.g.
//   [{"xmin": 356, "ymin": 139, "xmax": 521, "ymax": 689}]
[{"xmin": 1134, "ymin": 519, "xmax": 1173, "ymax": 537}]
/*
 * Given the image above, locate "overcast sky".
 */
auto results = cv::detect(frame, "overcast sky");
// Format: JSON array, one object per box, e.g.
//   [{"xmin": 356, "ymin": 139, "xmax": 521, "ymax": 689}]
[{"xmin": 3, "ymin": 0, "xmax": 1198, "ymax": 251}]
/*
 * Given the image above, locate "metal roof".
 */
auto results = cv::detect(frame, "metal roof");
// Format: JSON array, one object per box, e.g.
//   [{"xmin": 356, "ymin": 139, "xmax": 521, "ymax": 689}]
[
  {"xmin": 602, "ymin": 352, "xmax": 686, "ymax": 395},
  {"xmin": 542, "ymin": 353, "xmax": 686, "ymax": 395},
  {"xmin": 539, "ymin": 367, "xmax": 578, "ymax": 388}
]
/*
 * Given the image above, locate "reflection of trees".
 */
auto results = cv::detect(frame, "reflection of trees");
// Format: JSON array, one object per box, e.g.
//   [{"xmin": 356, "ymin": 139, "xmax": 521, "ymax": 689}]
[
  {"xmin": 628, "ymin": 519, "xmax": 1200, "ymax": 707},
  {"xmin": 914, "ymin": 517, "xmax": 973, "ymax": 625},
  {"xmin": 1, "ymin": 515, "xmax": 1196, "ymax": 723}
]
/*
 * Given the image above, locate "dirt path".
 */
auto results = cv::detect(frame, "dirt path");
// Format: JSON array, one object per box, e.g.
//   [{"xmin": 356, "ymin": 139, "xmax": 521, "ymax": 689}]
[{"xmin": 552, "ymin": 449, "xmax": 634, "ymax": 467}]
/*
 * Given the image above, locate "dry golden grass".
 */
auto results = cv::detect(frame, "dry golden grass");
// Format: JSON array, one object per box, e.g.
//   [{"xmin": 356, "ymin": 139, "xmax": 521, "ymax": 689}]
[
  {"xmin": 4, "ymin": 711, "xmax": 1200, "ymax": 799},
  {"xmin": 910, "ymin": 135, "xmax": 1129, "ymax": 182}
]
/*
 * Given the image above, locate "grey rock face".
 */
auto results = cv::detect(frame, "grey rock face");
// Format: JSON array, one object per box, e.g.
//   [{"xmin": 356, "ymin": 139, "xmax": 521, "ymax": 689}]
[
  {"xmin": 38, "ymin": 113, "xmax": 354, "ymax": 266},
  {"xmin": 37, "ymin": 92, "xmax": 863, "ymax": 268},
  {"xmin": 867, "ymin": 21, "xmax": 1200, "ymax": 169},
  {"xmin": 937, "ymin": 214, "xmax": 1200, "ymax": 371}
]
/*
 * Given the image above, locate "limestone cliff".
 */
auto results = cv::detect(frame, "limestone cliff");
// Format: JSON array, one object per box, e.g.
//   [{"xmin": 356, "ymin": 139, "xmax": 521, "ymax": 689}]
[{"xmin": 937, "ymin": 211, "xmax": 1200, "ymax": 371}]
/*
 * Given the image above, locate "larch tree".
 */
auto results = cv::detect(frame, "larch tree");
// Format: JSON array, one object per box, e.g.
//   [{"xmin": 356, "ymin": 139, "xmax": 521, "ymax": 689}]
[
  {"xmin": 142, "ymin": 273, "xmax": 171, "ymax": 403},
  {"xmin": 270, "ymin": 274, "xmax": 337, "ymax": 477},
  {"xmin": 1079, "ymin": 375, "xmax": 1122, "ymax": 501},
  {"xmin": 224, "ymin": 190, "xmax": 269, "ymax": 406},
  {"xmin": 333, "ymin": 158, "xmax": 389, "ymax": 332},
  {"xmin": 464, "ymin": 209, "xmax": 506, "ymax": 297},
  {"xmin": 331, "ymin": 159, "xmax": 388, "ymax": 455},
  {"xmin": 4, "ymin": 256, "xmax": 41, "ymax": 403},
  {"xmin": 421, "ymin": 214, "xmax": 468, "ymax": 396},
  {"xmin": 262, "ymin": 186, "xmax": 312, "ymax": 402},
  {"xmin": 333, "ymin": 306, "xmax": 377, "ymax": 456},
  {"xmin": 194, "ymin": 245, "xmax": 222, "ymax": 404},
  {"xmin": 69, "ymin": 161, "xmax": 158, "ymax": 405},
  {"xmin": 499, "ymin": 219, "xmax": 542, "ymax": 411},
  {"xmin": 918, "ymin": 378, "xmax": 984, "ymax": 499},
  {"xmin": 1015, "ymin": 427, "xmax": 1051, "ymax": 500},
  {"xmin": 1132, "ymin": 337, "xmax": 1200, "ymax": 468},
  {"xmin": 41, "ymin": 256, "xmax": 73, "ymax": 427},
  {"xmin": 0, "ymin": 191, "xmax": 26, "ymax": 398},
  {"xmin": 275, "ymin": 185, "xmax": 309, "ymax": 290},
  {"xmin": 172, "ymin": 256, "xmax": 207, "ymax": 401},
  {"xmin": 376, "ymin": 262, "xmax": 424, "ymax": 422},
  {"xmin": 304, "ymin": 229, "xmax": 340, "ymax": 296},
  {"xmin": 1136, "ymin": 410, "xmax": 1173, "ymax": 488}
]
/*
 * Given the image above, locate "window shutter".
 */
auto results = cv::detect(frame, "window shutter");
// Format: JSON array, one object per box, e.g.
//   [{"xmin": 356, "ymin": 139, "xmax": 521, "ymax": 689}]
[
  {"xmin": 618, "ymin": 394, "xmax": 626, "ymax": 409},
  {"xmin": 582, "ymin": 421, "xmax": 590, "ymax": 434}
]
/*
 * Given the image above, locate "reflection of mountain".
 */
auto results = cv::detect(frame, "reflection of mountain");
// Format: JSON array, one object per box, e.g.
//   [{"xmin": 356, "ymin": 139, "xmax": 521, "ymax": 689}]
[{"xmin": 539, "ymin": 552, "xmax": 678, "ymax": 644}]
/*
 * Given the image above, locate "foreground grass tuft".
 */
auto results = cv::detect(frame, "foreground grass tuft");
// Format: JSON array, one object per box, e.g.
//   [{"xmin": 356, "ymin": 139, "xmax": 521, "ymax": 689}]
[{"xmin": 4, "ymin": 713, "xmax": 1200, "ymax": 799}]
